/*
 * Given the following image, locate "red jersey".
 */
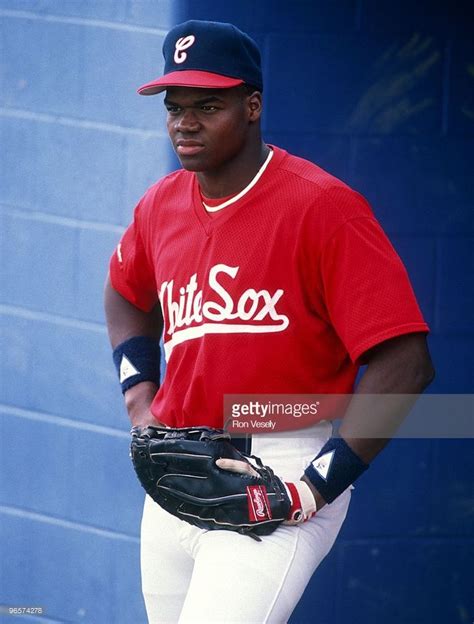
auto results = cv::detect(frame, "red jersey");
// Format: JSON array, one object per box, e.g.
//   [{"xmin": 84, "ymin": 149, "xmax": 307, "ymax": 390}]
[{"xmin": 110, "ymin": 146, "xmax": 429, "ymax": 427}]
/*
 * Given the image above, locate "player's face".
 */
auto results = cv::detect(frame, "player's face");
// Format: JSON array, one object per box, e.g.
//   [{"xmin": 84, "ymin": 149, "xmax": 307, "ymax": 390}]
[{"xmin": 164, "ymin": 86, "xmax": 259, "ymax": 172}]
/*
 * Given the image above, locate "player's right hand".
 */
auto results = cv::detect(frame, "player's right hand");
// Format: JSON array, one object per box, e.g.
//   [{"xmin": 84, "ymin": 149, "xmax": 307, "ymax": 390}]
[{"xmin": 216, "ymin": 458, "xmax": 317, "ymax": 524}]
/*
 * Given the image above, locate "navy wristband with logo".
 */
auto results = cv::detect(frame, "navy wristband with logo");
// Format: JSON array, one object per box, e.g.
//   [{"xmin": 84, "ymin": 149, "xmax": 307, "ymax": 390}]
[
  {"xmin": 112, "ymin": 336, "xmax": 161, "ymax": 394},
  {"xmin": 304, "ymin": 437, "xmax": 369, "ymax": 504}
]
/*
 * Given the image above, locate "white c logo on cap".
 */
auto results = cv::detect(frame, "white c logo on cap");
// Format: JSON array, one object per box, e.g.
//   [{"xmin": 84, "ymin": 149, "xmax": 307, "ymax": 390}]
[{"xmin": 174, "ymin": 35, "xmax": 196, "ymax": 64}]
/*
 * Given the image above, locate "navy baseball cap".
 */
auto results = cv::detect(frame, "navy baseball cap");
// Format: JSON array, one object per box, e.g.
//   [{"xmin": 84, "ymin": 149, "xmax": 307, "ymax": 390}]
[{"xmin": 137, "ymin": 20, "xmax": 263, "ymax": 96}]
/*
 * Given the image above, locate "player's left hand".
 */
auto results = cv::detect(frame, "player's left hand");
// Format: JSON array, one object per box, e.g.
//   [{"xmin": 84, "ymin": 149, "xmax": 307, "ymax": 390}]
[{"xmin": 216, "ymin": 457, "xmax": 317, "ymax": 524}]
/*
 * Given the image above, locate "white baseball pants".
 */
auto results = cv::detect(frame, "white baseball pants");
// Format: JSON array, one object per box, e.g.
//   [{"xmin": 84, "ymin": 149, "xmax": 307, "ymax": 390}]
[{"xmin": 140, "ymin": 423, "xmax": 352, "ymax": 624}]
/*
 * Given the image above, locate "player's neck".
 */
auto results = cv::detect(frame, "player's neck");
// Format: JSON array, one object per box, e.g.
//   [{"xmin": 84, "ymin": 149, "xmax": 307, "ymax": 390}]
[{"xmin": 196, "ymin": 141, "xmax": 270, "ymax": 199}]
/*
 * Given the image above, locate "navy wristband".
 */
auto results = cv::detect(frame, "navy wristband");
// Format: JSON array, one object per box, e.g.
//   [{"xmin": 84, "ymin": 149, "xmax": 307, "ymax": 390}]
[
  {"xmin": 304, "ymin": 437, "xmax": 369, "ymax": 503},
  {"xmin": 112, "ymin": 336, "xmax": 161, "ymax": 394}
]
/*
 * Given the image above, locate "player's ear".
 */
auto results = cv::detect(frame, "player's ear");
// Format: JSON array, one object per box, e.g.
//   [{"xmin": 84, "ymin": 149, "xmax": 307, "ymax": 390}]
[{"xmin": 246, "ymin": 90, "xmax": 263, "ymax": 122}]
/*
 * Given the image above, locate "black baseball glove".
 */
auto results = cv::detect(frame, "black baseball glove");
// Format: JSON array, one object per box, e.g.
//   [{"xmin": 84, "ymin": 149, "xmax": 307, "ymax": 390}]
[{"xmin": 130, "ymin": 426, "xmax": 295, "ymax": 539}]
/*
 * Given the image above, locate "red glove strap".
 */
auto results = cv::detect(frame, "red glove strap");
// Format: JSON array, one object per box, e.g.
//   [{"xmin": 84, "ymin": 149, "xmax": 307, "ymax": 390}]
[{"xmin": 285, "ymin": 481, "xmax": 303, "ymax": 522}]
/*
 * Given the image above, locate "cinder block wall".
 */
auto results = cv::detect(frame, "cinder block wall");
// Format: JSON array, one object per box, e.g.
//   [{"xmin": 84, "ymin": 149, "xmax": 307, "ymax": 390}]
[
  {"xmin": 0, "ymin": 2, "xmax": 174, "ymax": 623},
  {"xmin": 1, "ymin": 2, "xmax": 473, "ymax": 623}
]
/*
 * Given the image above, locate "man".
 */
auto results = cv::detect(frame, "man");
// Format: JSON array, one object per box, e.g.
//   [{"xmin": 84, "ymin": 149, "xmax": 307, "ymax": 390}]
[{"xmin": 105, "ymin": 20, "xmax": 434, "ymax": 624}]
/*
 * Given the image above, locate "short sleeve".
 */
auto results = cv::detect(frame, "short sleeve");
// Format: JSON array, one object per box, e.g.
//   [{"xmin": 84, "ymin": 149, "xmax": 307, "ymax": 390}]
[
  {"xmin": 320, "ymin": 217, "xmax": 429, "ymax": 363},
  {"xmin": 109, "ymin": 200, "xmax": 158, "ymax": 312}
]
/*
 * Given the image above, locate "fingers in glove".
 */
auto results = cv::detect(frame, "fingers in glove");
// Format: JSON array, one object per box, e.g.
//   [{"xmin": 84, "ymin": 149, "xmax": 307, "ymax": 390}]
[{"xmin": 215, "ymin": 458, "xmax": 260, "ymax": 478}]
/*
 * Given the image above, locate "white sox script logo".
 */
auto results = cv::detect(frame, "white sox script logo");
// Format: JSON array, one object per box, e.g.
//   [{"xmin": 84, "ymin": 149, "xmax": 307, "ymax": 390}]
[
  {"xmin": 159, "ymin": 263, "xmax": 289, "ymax": 360},
  {"xmin": 174, "ymin": 35, "xmax": 196, "ymax": 64}
]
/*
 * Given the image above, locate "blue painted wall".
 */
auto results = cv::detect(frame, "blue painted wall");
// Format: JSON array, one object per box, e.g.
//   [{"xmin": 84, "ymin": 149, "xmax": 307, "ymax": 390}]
[{"xmin": 0, "ymin": 1, "xmax": 472, "ymax": 623}]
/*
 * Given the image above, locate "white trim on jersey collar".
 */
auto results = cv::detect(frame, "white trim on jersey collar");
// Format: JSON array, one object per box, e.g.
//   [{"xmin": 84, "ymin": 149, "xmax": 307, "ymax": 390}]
[{"xmin": 203, "ymin": 148, "xmax": 274, "ymax": 213}]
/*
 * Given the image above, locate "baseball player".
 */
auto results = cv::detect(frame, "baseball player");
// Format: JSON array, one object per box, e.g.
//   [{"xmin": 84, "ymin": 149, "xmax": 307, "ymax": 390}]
[{"xmin": 104, "ymin": 20, "xmax": 434, "ymax": 624}]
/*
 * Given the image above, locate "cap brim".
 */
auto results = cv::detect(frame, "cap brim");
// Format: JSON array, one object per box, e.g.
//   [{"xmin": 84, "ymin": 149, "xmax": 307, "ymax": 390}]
[{"xmin": 137, "ymin": 70, "xmax": 244, "ymax": 95}]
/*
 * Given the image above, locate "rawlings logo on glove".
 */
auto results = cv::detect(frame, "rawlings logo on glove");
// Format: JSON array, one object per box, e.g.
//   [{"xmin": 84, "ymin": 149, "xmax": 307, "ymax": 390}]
[{"xmin": 130, "ymin": 426, "xmax": 316, "ymax": 539}]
